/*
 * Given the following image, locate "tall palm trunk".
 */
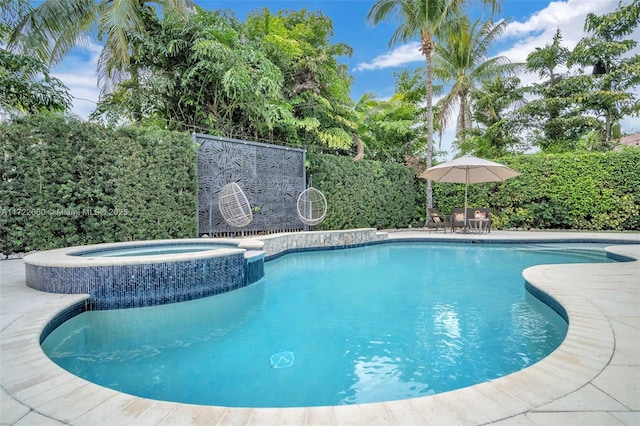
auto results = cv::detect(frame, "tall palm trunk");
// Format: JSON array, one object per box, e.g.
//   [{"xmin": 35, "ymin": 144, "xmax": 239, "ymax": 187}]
[
  {"xmin": 367, "ymin": 0, "xmax": 501, "ymax": 214},
  {"xmin": 459, "ymin": 92, "xmax": 468, "ymax": 131},
  {"xmin": 422, "ymin": 28, "xmax": 435, "ymax": 210}
]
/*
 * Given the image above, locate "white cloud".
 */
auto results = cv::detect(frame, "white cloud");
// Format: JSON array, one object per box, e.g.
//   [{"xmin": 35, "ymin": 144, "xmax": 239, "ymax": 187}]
[
  {"xmin": 499, "ymin": 0, "xmax": 621, "ymax": 71},
  {"xmin": 52, "ymin": 42, "xmax": 101, "ymax": 119},
  {"xmin": 353, "ymin": 42, "xmax": 423, "ymax": 72},
  {"xmin": 502, "ymin": 0, "xmax": 618, "ymax": 42}
]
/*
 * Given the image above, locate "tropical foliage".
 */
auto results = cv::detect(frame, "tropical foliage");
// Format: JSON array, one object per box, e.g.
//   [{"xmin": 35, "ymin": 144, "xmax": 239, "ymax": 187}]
[
  {"xmin": 6, "ymin": 0, "xmax": 637, "ymax": 159},
  {"xmin": 0, "ymin": 49, "xmax": 71, "ymax": 117},
  {"xmin": 568, "ymin": 1, "xmax": 640, "ymax": 148},
  {"xmin": 91, "ymin": 7, "xmax": 359, "ymax": 151},
  {"xmin": 246, "ymin": 8, "xmax": 356, "ymax": 150},
  {"xmin": 0, "ymin": 0, "xmax": 70, "ymax": 116},
  {"xmin": 457, "ymin": 74, "xmax": 526, "ymax": 157},
  {"xmin": 349, "ymin": 68, "xmax": 444, "ymax": 165},
  {"xmin": 518, "ymin": 29, "xmax": 604, "ymax": 152},
  {"xmin": 92, "ymin": 9, "xmax": 292, "ymax": 138},
  {"xmin": 433, "ymin": 16, "xmax": 517, "ymax": 136},
  {"xmin": 7, "ymin": 0, "xmax": 195, "ymax": 95},
  {"xmin": 516, "ymin": 2, "xmax": 640, "ymax": 153}
]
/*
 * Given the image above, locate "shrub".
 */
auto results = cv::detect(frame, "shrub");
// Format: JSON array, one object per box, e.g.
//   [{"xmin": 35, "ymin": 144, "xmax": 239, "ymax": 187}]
[
  {"xmin": 308, "ymin": 154, "xmax": 421, "ymax": 230},
  {"xmin": 0, "ymin": 114, "xmax": 197, "ymax": 252},
  {"xmin": 432, "ymin": 151, "xmax": 640, "ymax": 230}
]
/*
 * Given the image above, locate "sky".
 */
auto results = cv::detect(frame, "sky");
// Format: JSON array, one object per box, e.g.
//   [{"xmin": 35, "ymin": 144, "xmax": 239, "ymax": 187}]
[{"xmin": 51, "ymin": 0, "xmax": 640, "ymax": 158}]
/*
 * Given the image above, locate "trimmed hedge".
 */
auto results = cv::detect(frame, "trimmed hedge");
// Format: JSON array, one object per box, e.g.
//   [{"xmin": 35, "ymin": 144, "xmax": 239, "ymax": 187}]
[
  {"xmin": 1, "ymin": 114, "xmax": 197, "ymax": 252},
  {"xmin": 431, "ymin": 150, "xmax": 640, "ymax": 231},
  {"xmin": 2, "ymin": 114, "xmax": 638, "ymax": 253},
  {"xmin": 308, "ymin": 154, "xmax": 422, "ymax": 230}
]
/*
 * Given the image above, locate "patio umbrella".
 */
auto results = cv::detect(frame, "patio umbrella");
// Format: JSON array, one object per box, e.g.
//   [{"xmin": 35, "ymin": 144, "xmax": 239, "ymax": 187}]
[{"xmin": 419, "ymin": 155, "xmax": 520, "ymax": 230}]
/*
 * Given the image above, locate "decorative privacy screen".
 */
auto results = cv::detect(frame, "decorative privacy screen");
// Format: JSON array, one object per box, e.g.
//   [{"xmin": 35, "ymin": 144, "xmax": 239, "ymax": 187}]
[{"xmin": 196, "ymin": 133, "xmax": 306, "ymax": 236}]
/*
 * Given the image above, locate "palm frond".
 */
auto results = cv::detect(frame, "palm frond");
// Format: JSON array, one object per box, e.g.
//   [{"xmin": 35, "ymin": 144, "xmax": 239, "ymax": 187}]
[{"xmin": 8, "ymin": 0, "xmax": 96, "ymax": 65}]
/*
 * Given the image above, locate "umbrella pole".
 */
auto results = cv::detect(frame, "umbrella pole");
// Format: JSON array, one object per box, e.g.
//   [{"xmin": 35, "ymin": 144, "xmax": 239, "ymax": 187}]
[{"xmin": 464, "ymin": 170, "xmax": 469, "ymax": 232}]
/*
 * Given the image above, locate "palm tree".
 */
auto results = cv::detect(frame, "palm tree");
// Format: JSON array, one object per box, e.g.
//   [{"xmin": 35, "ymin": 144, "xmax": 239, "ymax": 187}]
[
  {"xmin": 366, "ymin": 0, "xmax": 500, "ymax": 209},
  {"xmin": 7, "ymin": 0, "xmax": 194, "ymax": 96},
  {"xmin": 433, "ymin": 16, "xmax": 519, "ymax": 138}
]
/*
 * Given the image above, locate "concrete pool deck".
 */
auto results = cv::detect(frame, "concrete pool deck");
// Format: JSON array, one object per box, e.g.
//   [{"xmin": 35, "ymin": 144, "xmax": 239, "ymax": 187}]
[{"xmin": 1, "ymin": 230, "xmax": 639, "ymax": 425}]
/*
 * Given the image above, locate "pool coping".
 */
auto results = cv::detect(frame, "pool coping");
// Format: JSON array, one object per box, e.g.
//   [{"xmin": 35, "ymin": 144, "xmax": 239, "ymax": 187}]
[
  {"xmin": 23, "ymin": 238, "xmax": 265, "ymax": 267},
  {"xmin": 1, "ymin": 230, "xmax": 639, "ymax": 425}
]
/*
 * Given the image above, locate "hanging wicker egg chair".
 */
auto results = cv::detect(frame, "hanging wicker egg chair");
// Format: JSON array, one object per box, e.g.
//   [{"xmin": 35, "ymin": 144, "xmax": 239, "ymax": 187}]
[
  {"xmin": 297, "ymin": 186, "xmax": 327, "ymax": 226},
  {"xmin": 218, "ymin": 182, "xmax": 253, "ymax": 227}
]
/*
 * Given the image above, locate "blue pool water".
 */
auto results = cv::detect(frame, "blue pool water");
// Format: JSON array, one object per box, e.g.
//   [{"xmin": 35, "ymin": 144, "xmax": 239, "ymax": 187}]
[
  {"xmin": 72, "ymin": 243, "xmax": 233, "ymax": 257},
  {"xmin": 41, "ymin": 243, "xmax": 615, "ymax": 407}
]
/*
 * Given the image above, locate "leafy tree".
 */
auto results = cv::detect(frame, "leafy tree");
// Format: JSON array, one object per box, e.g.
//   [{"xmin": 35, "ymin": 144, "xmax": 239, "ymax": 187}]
[
  {"xmin": 92, "ymin": 9, "xmax": 292, "ymax": 140},
  {"xmin": 519, "ymin": 2, "xmax": 640, "ymax": 153},
  {"xmin": 0, "ymin": 50, "xmax": 71, "ymax": 116},
  {"xmin": 433, "ymin": 15, "xmax": 518, "ymax": 138},
  {"xmin": 366, "ymin": 0, "xmax": 500, "ymax": 209},
  {"xmin": 350, "ymin": 68, "xmax": 440, "ymax": 165},
  {"xmin": 518, "ymin": 29, "xmax": 597, "ymax": 151},
  {"xmin": 7, "ymin": 0, "xmax": 195, "ymax": 95},
  {"xmin": 457, "ymin": 74, "xmax": 526, "ymax": 157},
  {"xmin": 0, "ymin": 0, "xmax": 70, "ymax": 116},
  {"xmin": 354, "ymin": 91, "xmax": 419, "ymax": 163},
  {"xmin": 526, "ymin": 28, "xmax": 569, "ymax": 86},
  {"xmin": 392, "ymin": 68, "xmax": 448, "ymax": 166},
  {"xmin": 568, "ymin": 0, "xmax": 640, "ymax": 148},
  {"xmin": 93, "ymin": 8, "xmax": 359, "ymax": 152},
  {"xmin": 245, "ymin": 8, "xmax": 356, "ymax": 150}
]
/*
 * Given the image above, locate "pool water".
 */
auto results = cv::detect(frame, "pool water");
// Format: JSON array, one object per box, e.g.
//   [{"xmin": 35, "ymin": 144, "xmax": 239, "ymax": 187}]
[
  {"xmin": 42, "ymin": 243, "xmax": 614, "ymax": 407},
  {"xmin": 72, "ymin": 243, "xmax": 233, "ymax": 257}
]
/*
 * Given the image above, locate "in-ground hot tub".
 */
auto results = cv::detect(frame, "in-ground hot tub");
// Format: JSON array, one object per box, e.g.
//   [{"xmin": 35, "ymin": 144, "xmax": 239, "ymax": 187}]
[{"xmin": 24, "ymin": 239, "xmax": 265, "ymax": 310}]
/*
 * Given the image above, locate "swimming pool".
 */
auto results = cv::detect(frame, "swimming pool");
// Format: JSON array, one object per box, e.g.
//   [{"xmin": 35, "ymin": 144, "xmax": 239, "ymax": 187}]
[{"xmin": 41, "ymin": 242, "xmax": 615, "ymax": 408}]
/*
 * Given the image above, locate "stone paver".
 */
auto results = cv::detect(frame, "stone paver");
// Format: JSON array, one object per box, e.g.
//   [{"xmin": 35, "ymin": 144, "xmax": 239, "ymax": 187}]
[{"xmin": 1, "ymin": 230, "xmax": 639, "ymax": 425}]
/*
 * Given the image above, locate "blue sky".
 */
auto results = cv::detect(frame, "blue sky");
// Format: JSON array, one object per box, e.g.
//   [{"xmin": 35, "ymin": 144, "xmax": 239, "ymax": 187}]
[{"xmin": 52, "ymin": 0, "xmax": 639, "ymax": 157}]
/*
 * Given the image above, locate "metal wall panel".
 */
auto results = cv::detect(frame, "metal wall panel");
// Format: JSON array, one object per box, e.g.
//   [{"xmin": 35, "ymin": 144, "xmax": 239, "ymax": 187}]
[{"xmin": 195, "ymin": 134, "xmax": 306, "ymax": 236}]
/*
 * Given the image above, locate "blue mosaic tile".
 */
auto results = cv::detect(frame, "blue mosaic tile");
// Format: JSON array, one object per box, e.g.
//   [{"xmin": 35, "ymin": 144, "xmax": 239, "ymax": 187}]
[
  {"xmin": 26, "ymin": 252, "xmax": 264, "ymax": 310},
  {"xmin": 525, "ymin": 281, "xmax": 568, "ymax": 322},
  {"xmin": 39, "ymin": 300, "xmax": 88, "ymax": 344}
]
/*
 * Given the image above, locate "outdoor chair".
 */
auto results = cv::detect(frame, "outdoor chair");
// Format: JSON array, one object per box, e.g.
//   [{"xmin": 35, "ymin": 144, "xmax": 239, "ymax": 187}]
[
  {"xmin": 451, "ymin": 208, "xmax": 468, "ymax": 232},
  {"xmin": 451, "ymin": 208, "xmax": 492, "ymax": 233},
  {"xmin": 426, "ymin": 208, "xmax": 450, "ymax": 233}
]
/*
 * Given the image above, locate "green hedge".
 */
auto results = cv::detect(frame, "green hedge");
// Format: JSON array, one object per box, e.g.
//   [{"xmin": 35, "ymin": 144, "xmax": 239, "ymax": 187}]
[
  {"xmin": 0, "ymin": 114, "xmax": 197, "ymax": 252},
  {"xmin": 308, "ymin": 154, "xmax": 422, "ymax": 230},
  {"xmin": 431, "ymin": 150, "xmax": 640, "ymax": 231},
  {"xmin": 2, "ymin": 114, "xmax": 637, "ymax": 254}
]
